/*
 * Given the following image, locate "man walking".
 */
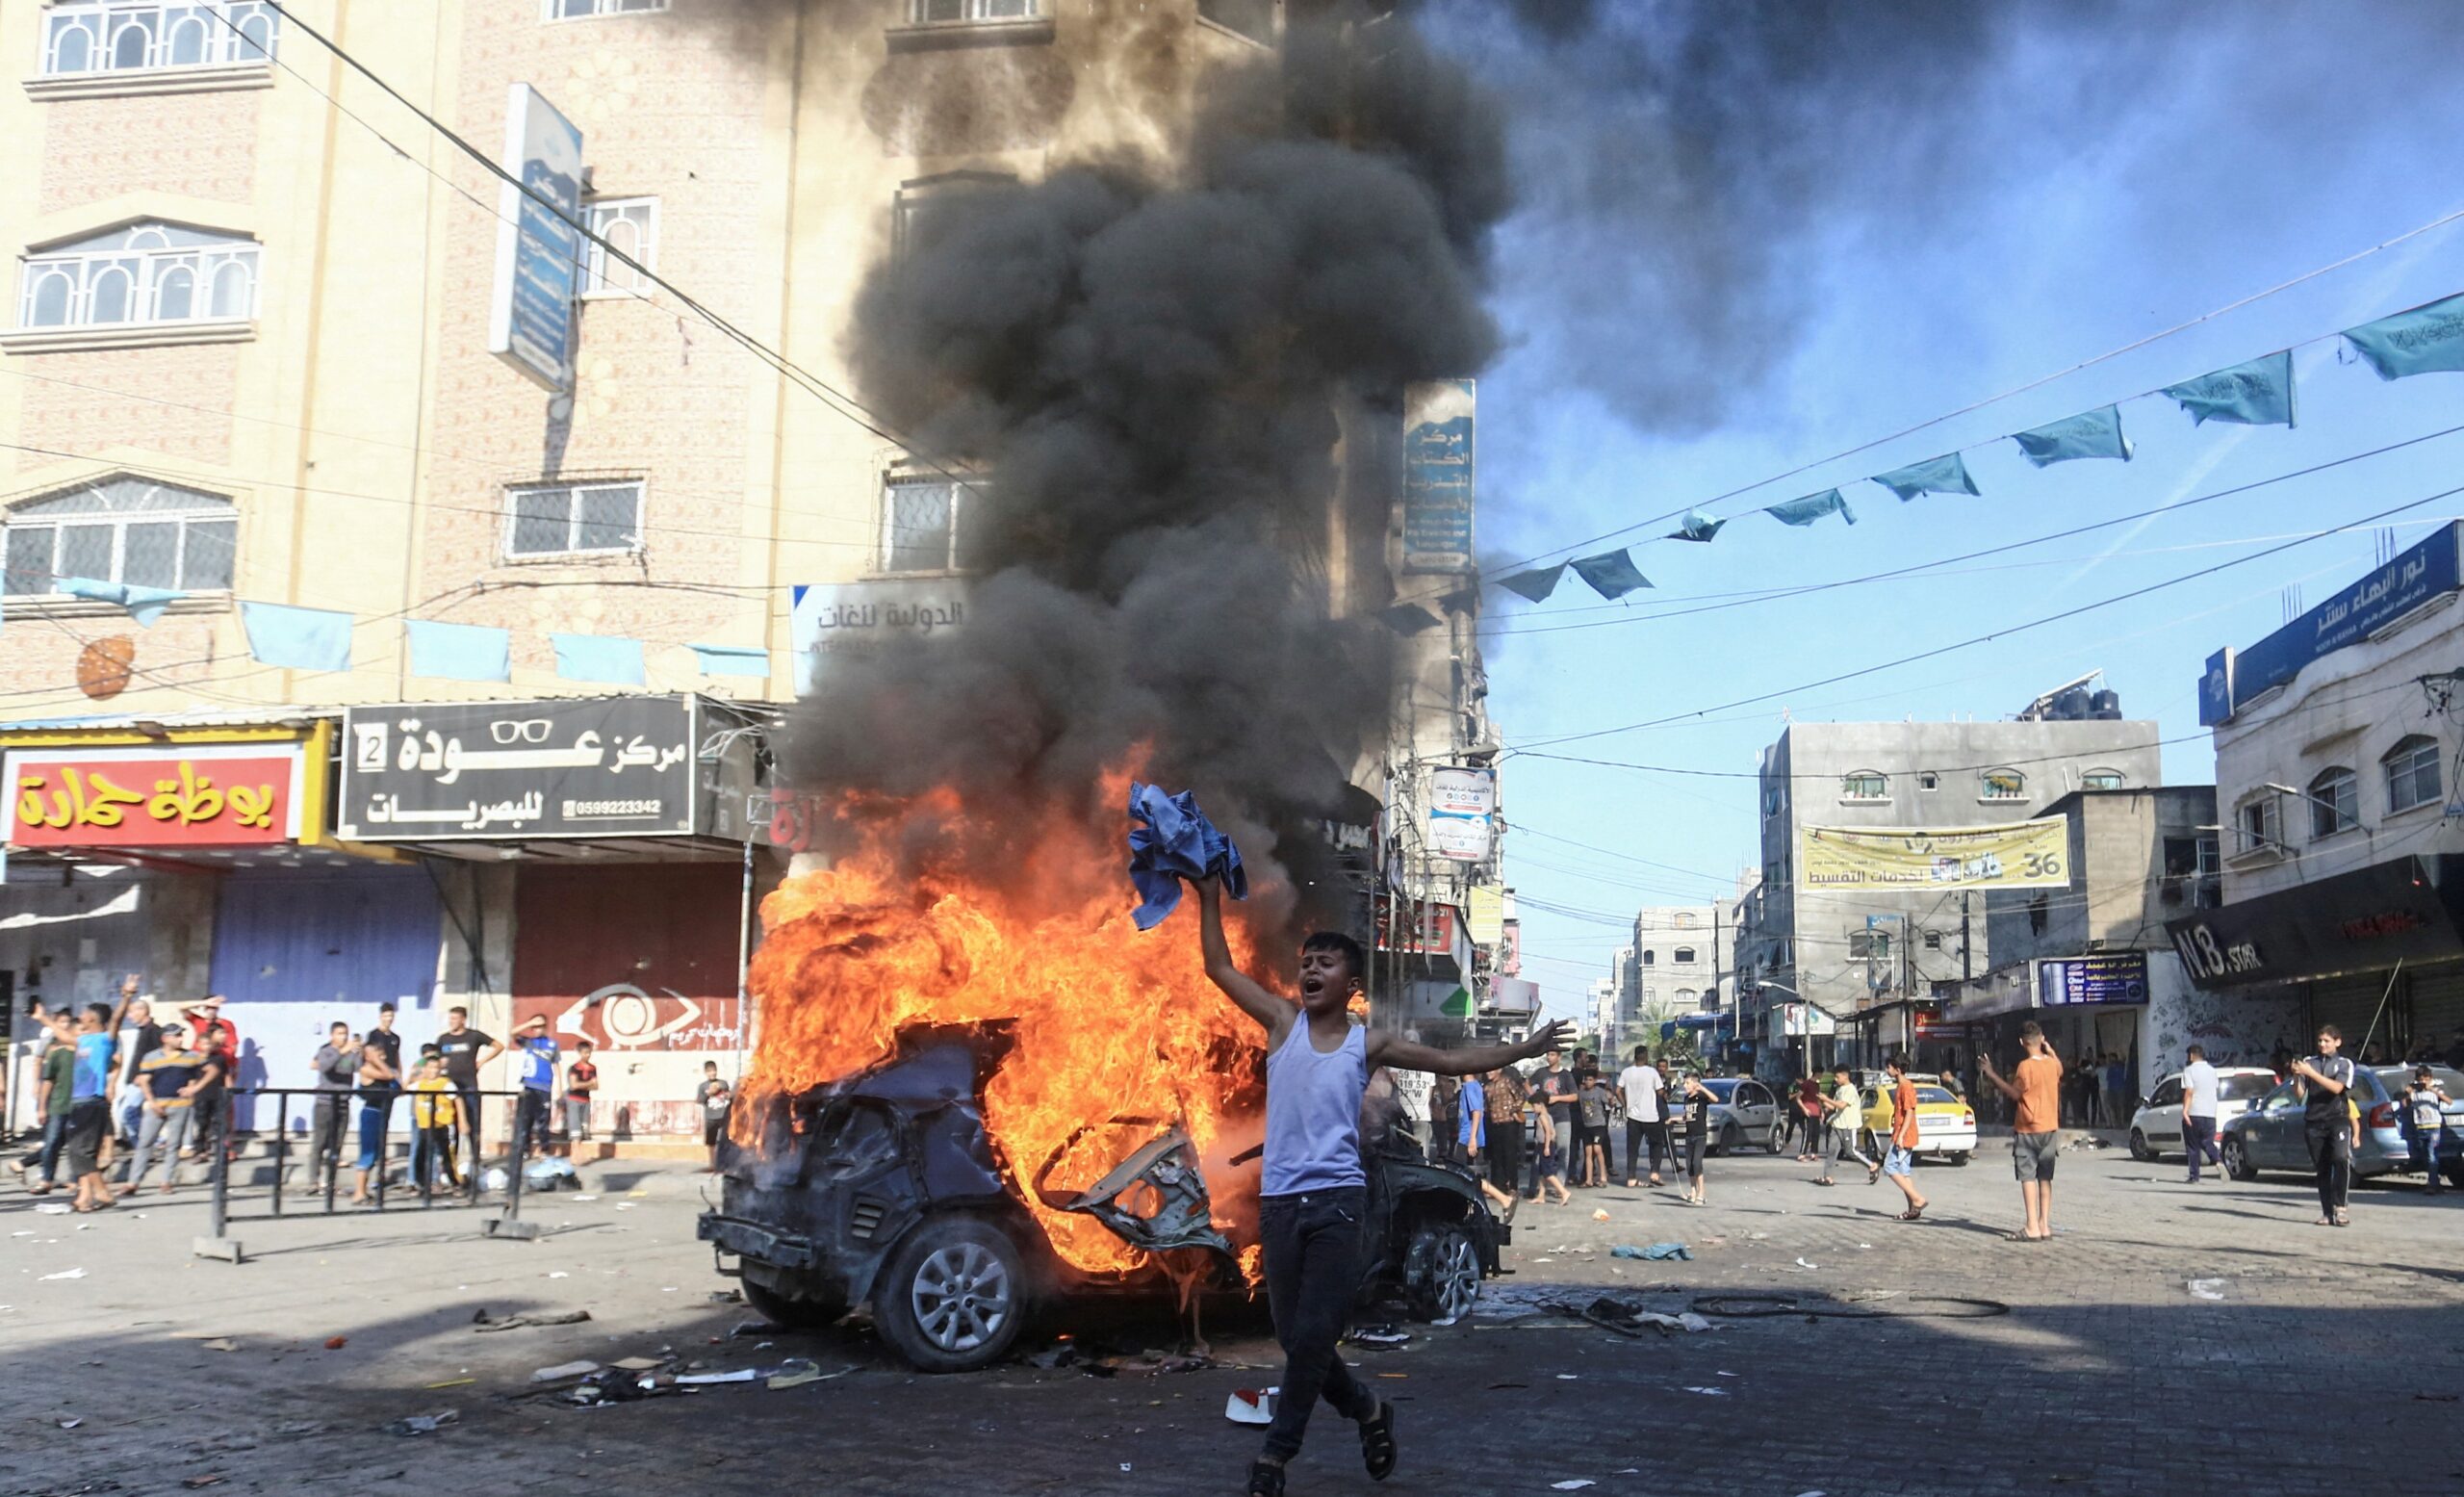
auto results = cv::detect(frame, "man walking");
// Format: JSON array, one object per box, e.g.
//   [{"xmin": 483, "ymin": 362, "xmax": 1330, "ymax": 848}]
[
  {"xmin": 1879, "ymin": 1052, "xmax": 1930, "ymax": 1223},
  {"xmin": 1454, "ymin": 1070, "xmax": 1484, "ymax": 1176},
  {"xmin": 2292, "ymin": 1025, "xmax": 2356, "ymax": 1227},
  {"xmin": 1618, "ymin": 1045, "xmax": 1668, "ymax": 1188},
  {"xmin": 2180, "ymin": 1045, "xmax": 2224, "ymax": 1184},
  {"xmin": 1817, "ymin": 1065, "xmax": 1879, "ymax": 1186},
  {"xmin": 1979, "ymin": 1023, "xmax": 2063, "ymax": 1240},
  {"xmin": 26, "ymin": 1011, "xmax": 75, "ymax": 1196}
]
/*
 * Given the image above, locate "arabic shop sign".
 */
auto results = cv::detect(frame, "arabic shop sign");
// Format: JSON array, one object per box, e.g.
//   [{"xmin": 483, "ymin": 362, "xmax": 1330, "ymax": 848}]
[
  {"xmin": 339, "ymin": 696, "xmax": 697, "ymax": 840},
  {"xmin": 2197, "ymin": 519, "xmax": 2463, "ymax": 722},
  {"xmin": 2036, "ymin": 951, "xmax": 2150, "ymax": 1007},
  {"xmin": 1400, "ymin": 379, "xmax": 1476, "ymax": 574},
  {"xmin": 3, "ymin": 742, "xmax": 309, "ymax": 849},
  {"xmin": 788, "ymin": 579, "xmax": 970, "ymax": 698}
]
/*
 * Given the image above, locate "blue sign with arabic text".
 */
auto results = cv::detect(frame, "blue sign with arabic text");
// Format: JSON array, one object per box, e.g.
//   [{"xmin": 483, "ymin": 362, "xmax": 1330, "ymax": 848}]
[{"xmin": 2198, "ymin": 520, "xmax": 2462, "ymax": 723}]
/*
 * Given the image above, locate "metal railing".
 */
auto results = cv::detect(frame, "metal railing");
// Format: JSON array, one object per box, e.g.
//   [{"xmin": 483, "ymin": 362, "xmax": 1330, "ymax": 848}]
[{"xmin": 195, "ymin": 1086, "xmax": 560, "ymax": 1234}]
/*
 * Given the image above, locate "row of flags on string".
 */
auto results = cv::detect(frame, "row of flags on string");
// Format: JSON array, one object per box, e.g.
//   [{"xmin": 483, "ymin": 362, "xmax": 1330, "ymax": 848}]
[
  {"xmin": 1487, "ymin": 291, "xmax": 2464, "ymax": 607},
  {"xmin": 18, "ymin": 580, "xmax": 770, "ymax": 684}
]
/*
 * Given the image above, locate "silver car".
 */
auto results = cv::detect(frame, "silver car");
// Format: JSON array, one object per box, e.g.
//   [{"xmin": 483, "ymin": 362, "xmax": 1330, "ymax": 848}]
[
  {"xmin": 2220, "ymin": 1064, "xmax": 2464, "ymax": 1186},
  {"xmin": 1698, "ymin": 1077, "xmax": 1784, "ymax": 1156},
  {"xmin": 2128, "ymin": 1067, "xmax": 2277, "ymax": 1161}
]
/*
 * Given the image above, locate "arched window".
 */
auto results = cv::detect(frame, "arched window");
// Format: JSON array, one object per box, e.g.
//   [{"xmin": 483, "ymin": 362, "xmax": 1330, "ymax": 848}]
[
  {"xmin": 1981, "ymin": 767, "xmax": 2026, "ymax": 801},
  {"xmin": 15, "ymin": 221, "xmax": 260, "ymax": 331},
  {"xmin": 38, "ymin": 3, "xmax": 280, "ymax": 77},
  {"xmin": 2308, "ymin": 766, "xmax": 2358, "ymax": 839},
  {"xmin": 1639, "ymin": 950, "xmax": 1656, "ymax": 967},
  {"xmin": 2, "ymin": 477, "xmax": 236, "ymax": 596},
  {"xmin": 1674, "ymin": 988, "xmax": 1697, "ymax": 1007},
  {"xmin": 2384, "ymin": 736, "xmax": 2443, "ymax": 814},
  {"xmin": 1841, "ymin": 770, "xmax": 1888, "ymax": 800},
  {"xmin": 2082, "ymin": 768, "xmax": 2124, "ymax": 790}
]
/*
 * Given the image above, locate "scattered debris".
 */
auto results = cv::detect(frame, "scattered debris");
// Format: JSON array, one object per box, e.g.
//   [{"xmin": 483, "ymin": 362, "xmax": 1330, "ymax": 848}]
[
  {"xmin": 424, "ymin": 1379, "xmax": 475, "ymax": 1390},
  {"xmin": 675, "ymin": 1368, "xmax": 760, "ymax": 1386},
  {"xmin": 729, "ymin": 1319, "xmax": 784, "ymax": 1340},
  {"xmin": 197, "ymin": 1337, "xmax": 241, "ymax": 1354},
  {"xmin": 1552, "ymin": 1482, "xmax": 1596, "ymax": 1490},
  {"xmin": 531, "ymin": 1360, "xmax": 604, "ymax": 1383},
  {"xmin": 1223, "ymin": 1388, "xmax": 1278, "ymax": 1426},
  {"xmin": 1346, "ymin": 1326, "xmax": 1411, "ymax": 1348},
  {"xmin": 570, "ymin": 1194, "xmax": 598, "ymax": 1202},
  {"xmin": 2062, "ymin": 1135, "xmax": 2113, "ymax": 1152},
  {"xmin": 546, "ymin": 1272, "xmax": 570, "ymax": 1280},
  {"xmin": 323, "ymin": 1336, "xmax": 348, "ymax": 1351},
  {"xmin": 2187, "ymin": 1279, "xmax": 2228, "ymax": 1302},
  {"xmin": 1555, "ymin": 1373, "xmax": 1579, "ymax": 1381},
  {"xmin": 525, "ymin": 1158, "xmax": 580, "ymax": 1191},
  {"xmin": 1794, "ymin": 1257, "xmax": 1820, "ymax": 1271},
  {"xmin": 611, "ymin": 1356, "xmax": 668, "ymax": 1373},
  {"xmin": 39, "ymin": 1268, "xmax": 88, "ymax": 1281},
  {"xmin": 474, "ymin": 1308, "xmax": 594, "ymax": 1332},
  {"xmin": 707, "ymin": 1289, "xmax": 743, "ymax": 1303},
  {"xmin": 34, "ymin": 1203, "xmax": 70, "ymax": 1215},
  {"xmin": 58, "ymin": 1417, "xmax": 84, "ymax": 1430},
  {"xmin": 1681, "ymin": 1386, "xmax": 1729, "ymax": 1396},
  {"xmin": 2412, "ymin": 1392, "xmax": 2458, "ymax": 1404},
  {"xmin": 1591, "ymin": 1208, "xmax": 1611, "ymax": 1222},
  {"xmin": 384, "ymin": 1411, "xmax": 460, "ymax": 1437},
  {"xmin": 1608, "ymin": 1243, "xmax": 1690, "ymax": 1261},
  {"xmin": 181, "ymin": 1476, "xmax": 226, "ymax": 1489},
  {"xmin": 1544, "ymin": 1295, "xmax": 1714, "ymax": 1339}
]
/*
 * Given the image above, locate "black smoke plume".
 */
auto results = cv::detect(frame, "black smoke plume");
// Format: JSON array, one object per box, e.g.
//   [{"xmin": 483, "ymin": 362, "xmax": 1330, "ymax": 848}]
[{"xmin": 783, "ymin": 4, "xmax": 1508, "ymax": 927}]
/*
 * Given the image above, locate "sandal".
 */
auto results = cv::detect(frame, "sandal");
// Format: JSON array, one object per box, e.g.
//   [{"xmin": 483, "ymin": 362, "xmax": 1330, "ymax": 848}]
[
  {"xmin": 1246, "ymin": 1458, "xmax": 1286, "ymax": 1497},
  {"xmin": 1813, "ymin": 1178, "xmax": 1835, "ymax": 1187},
  {"xmin": 1358, "ymin": 1398, "xmax": 1398, "ymax": 1481},
  {"xmin": 1895, "ymin": 1206, "xmax": 1925, "ymax": 1222}
]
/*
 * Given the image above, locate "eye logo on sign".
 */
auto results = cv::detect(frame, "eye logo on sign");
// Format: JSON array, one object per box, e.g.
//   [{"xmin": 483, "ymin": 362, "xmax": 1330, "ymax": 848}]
[{"xmin": 557, "ymin": 982, "xmax": 711, "ymax": 1049}]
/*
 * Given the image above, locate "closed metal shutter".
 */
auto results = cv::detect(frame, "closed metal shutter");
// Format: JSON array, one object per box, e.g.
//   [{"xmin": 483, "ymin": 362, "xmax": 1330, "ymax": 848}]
[
  {"xmin": 2306, "ymin": 971, "xmax": 2394, "ymax": 1049},
  {"xmin": 2403, "ymin": 962, "xmax": 2464, "ymax": 1057}
]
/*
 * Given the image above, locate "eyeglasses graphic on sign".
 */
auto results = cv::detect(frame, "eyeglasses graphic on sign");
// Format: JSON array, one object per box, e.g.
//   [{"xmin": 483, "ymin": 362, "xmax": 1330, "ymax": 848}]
[{"xmin": 490, "ymin": 719, "xmax": 552, "ymax": 744}]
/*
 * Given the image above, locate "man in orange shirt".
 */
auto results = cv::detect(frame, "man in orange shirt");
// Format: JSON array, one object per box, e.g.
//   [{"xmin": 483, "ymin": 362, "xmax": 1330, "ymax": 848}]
[
  {"xmin": 1880, "ymin": 1052, "xmax": 1928, "ymax": 1222},
  {"xmin": 1979, "ymin": 1021, "xmax": 2065, "ymax": 1241}
]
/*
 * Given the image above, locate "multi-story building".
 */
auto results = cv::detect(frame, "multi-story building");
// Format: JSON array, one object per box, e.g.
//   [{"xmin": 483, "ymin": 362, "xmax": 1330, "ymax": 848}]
[
  {"xmin": 1742, "ymin": 699, "xmax": 2166, "ymax": 1075},
  {"xmin": 1942, "ymin": 786, "xmax": 2295, "ymax": 1120},
  {"xmin": 2170, "ymin": 522, "xmax": 2464, "ymax": 1059},
  {"xmin": 0, "ymin": 0, "xmax": 1482, "ymax": 1142}
]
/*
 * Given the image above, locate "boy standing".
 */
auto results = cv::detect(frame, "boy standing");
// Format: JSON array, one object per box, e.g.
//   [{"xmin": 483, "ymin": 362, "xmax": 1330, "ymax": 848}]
[
  {"xmin": 2402, "ymin": 1065, "xmax": 2451, "ymax": 1195},
  {"xmin": 697, "ymin": 1061, "xmax": 732, "ymax": 1170},
  {"xmin": 409, "ymin": 1052, "xmax": 462, "ymax": 1193},
  {"xmin": 509, "ymin": 1016, "xmax": 557, "ymax": 1163},
  {"xmin": 564, "ymin": 1041, "xmax": 600, "ymax": 1149},
  {"xmin": 1879, "ymin": 1052, "xmax": 1930, "ymax": 1223},
  {"xmin": 1190, "ymin": 875, "xmax": 1563, "ymax": 1497},
  {"xmin": 1979, "ymin": 1023, "xmax": 2062, "ymax": 1240},
  {"xmin": 2292, "ymin": 1026, "xmax": 2356, "ymax": 1226}
]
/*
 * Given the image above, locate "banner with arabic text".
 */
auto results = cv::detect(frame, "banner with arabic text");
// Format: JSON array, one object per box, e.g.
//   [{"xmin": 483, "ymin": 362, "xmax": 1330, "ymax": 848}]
[{"xmin": 1798, "ymin": 818, "xmax": 2069, "ymax": 890}]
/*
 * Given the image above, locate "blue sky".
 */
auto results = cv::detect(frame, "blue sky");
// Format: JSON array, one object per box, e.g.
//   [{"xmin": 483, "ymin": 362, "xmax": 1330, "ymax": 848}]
[{"xmin": 1421, "ymin": 5, "xmax": 2464, "ymax": 1018}]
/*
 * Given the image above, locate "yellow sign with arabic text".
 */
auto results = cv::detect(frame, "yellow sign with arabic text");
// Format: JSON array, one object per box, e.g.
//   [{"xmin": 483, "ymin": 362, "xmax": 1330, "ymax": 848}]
[{"xmin": 1798, "ymin": 818, "xmax": 2069, "ymax": 891}]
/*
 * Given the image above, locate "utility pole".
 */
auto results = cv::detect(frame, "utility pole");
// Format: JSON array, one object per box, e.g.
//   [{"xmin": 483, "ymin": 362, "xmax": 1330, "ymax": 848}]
[{"xmin": 1962, "ymin": 891, "xmax": 1973, "ymax": 980}]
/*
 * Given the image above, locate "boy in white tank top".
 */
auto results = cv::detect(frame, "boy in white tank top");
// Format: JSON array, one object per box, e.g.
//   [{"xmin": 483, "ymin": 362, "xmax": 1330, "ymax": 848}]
[{"xmin": 1190, "ymin": 875, "xmax": 1564, "ymax": 1497}]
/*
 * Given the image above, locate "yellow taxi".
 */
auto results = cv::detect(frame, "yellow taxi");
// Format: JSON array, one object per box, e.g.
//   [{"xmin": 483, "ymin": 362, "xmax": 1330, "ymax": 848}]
[{"xmin": 1857, "ymin": 1075, "xmax": 1976, "ymax": 1166}]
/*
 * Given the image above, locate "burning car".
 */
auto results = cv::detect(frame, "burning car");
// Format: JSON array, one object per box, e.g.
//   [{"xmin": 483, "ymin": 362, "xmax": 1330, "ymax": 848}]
[{"xmin": 697, "ymin": 1034, "xmax": 1508, "ymax": 1373}]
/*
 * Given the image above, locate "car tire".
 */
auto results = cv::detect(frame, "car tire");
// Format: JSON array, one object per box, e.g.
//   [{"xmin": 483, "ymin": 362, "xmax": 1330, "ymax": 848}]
[
  {"xmin": 1401, "ymin": 1221, "xmax": 1482, "ymax": 1324},
  {"xmin": 1765, "ymin": 1123, "xmax": 1787, "ymax": 1155},
  {"xmin": 1949, "ymin": 1150, "xmax": 1972, "ymax": 1168},
  {"xmin": 2221, "ymin": 1136, "xmax": 2257, "ymax": 1182},
  {"xmin": 1717, "ymin": 1123, "xmax": 1741, "ymax": 1157},
  {"xmin": 873, "ymin": 1217, "xmax": 1027, "ymax": 1375},
  {"xmin": 740, "ymin": 1273, "xmax": 847, "ymax": 1330}
]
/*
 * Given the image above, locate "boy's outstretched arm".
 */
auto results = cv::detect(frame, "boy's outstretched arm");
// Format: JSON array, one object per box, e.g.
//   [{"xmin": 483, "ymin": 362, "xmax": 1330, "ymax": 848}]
[
  {"xmin": 1191, "ymin": 876, "xmax": 1292, "ymax": 1038},
  {"xmin": 1371, "ymin": 1020, "xmax": 1570, "ymax": 1077}
]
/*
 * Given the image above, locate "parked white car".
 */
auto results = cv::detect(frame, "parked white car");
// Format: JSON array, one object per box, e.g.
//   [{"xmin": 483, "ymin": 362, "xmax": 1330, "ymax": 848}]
[{"xmin": 2127, "ymin": 1067, "xmax": 2277, "ymax": 1162}]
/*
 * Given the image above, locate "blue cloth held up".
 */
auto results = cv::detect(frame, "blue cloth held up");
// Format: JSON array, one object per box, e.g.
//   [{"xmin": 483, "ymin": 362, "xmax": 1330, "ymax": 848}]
[{"xmin": 1126, "ymin": 783, "xmax": 1246, "ymax": 931}]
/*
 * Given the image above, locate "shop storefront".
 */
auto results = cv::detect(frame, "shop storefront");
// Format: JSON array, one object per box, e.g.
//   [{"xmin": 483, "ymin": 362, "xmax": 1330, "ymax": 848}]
[
  {"xmin": 334, "ymin": 694, "xmax": 773, "ymax": 1148},
  {"xmin": 2167, "ymin": 852, "xmax": 2464, "ymax": 1062}
]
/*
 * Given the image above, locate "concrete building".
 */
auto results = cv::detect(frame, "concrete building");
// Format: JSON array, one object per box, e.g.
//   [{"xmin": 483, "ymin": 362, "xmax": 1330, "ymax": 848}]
[
  {"xmin": 2172, "ymin": 521, "xmax": 2464, "ymax": 1059},
  {"xmin": 1741, "ymin": 702, "xmax": 2167, "ymax": 1076},
  {"xmin": 1944, "ymin": 786, "xmax": 2299, "ymax": 1120},
  {"xmin": 0, "ymin": 1, "xmax": 1479, "ymax": 1142}
]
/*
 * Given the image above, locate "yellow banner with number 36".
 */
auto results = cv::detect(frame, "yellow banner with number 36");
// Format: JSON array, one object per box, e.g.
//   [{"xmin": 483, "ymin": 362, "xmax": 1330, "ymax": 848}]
[{"xmin": 1798, "ymin": 818, "xmax": 2070, "ymax": 890}]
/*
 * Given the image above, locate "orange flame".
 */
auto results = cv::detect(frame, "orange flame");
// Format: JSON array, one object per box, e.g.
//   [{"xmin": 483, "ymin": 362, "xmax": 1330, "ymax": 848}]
[{"xmin": 738, "ymin": 776, "xmax": 1276, "ymax": 1278}]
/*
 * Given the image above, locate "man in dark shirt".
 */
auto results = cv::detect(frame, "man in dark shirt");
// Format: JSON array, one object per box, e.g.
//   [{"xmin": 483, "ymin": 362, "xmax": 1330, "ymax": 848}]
[
  {"xmin": 1533, "ymin": 1051, "xmax": 1578, "ymax": 1197},
  {"xmin": 121, "ymin": 1023, "xmax": 203, "ymax": 1196},
  {"xmin": 435, "ymin": 1007, "xmax": 500, "ymax": 1182},
  {"xmin": 310, "ymin": 1022, "xmax": 358, "ymax": 1196},
  {"xmin": 2292, "ymin": 1024, "xmax": 2357, "ymax": 1227},
  {"xmin": 366, "ymin": 1002, "xmax": 403, "ymax": 1075},
  {"xmin": 114, "ymin": 997, "xmax": 163, "ymax": 1148}
]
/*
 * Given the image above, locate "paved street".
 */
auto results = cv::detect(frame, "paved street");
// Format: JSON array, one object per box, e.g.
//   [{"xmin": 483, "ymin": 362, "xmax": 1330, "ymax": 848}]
[{"xmin": 5, "ymin": 1138, "xmax": 2460, "ymax": 1497}]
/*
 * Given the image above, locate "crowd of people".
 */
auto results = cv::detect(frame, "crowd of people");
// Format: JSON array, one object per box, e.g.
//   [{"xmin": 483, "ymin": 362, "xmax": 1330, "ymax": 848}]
[{"xmin": 3, "ymin": 983, "xmax": 690, "ymax": 1209}]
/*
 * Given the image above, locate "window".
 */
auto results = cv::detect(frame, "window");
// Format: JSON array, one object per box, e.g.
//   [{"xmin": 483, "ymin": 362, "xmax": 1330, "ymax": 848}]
[
  {"xmin": 1760, "ymin": 783, "xmax": 1783, "ymax": 818},
  {"xmin": 1640, "ymin": 987, "xmax": 1656, "ymax": 1003},
  {"xmin": 1917, "ymin": 771, "xmax": 1939, "ymax": 791},
  {"xmin": 1923, "ymin": 931, "xmax": 1943, "ymax": 950},
  {"xmin": 1980, "ymin": 767, "xmax": 2026, "ymax": 801},
  {"xmin": 2082, "ymin": 768, "xmax": 2125, "ymax": 790},
  {"xmin": 2237, "ymin": 797, "xmax": 2279, "ymax": 855},
  {"xmin": 545, "ymin": 0, "xmax": 666, "ymax": 18},
  {"xmin": 18, "ymin": 222, "xmax": 259, "ymax": 331},
  {"xmin": 892, "ymin": 171, "xmax": 1014, "ymax": 263},
  {"xmin": 2148, "ymin": 1078, "xmax": 2181, "ymax": 1108},
  {"xmin": 910, "ymin": 0, "xmax": 1037, "ymax": 23},
  {"xmin": 1674, "ymin": 988, "xmax": 1697, "ymax": 1007},
  {"xmin": 2307, "ymin": 767, "xmax": 2358, "ymax": 839},
  {"xmin": 1197, "ymin": 0, "xmax": 1275, "ymax": 43},
  {"xmin": 505, "ymin": 480, "xmax": 643, "ymax": 559},
  {"xmin": 878, "ymin": 476, "xmax": 988, "ymax": 575},
  {"xmin": 1639, "ymin": 950, "xmax": 1656, "ymax": 967},
  {"xmin": 2385, "ymin": 735, "xmax": 2443, "ymax": 814},
  {"xmin": 1673, "ymin": 947, "xmax": 1697, "ymax": 965},
  {"xmin": 1841, "ymin": 771, "xmax": 1888, "ymax": 800},
  {"xmin": 2, "ymin": 477, "xmax": 234, "ymax": 596},
  {"xmin": 1672, "ymin": 912, "xmax": 1695, "ymax": 929},
  {"xmin": 1848, "ymin": 929, "xmax": 1890, "ymax": 962},
  {"xmin": 578, "ymin": 198, "xmax": 655, "ymax": 297},
  {"xmin": 40, "ymin": 1, "xmax": 276, "ymax": 76}
]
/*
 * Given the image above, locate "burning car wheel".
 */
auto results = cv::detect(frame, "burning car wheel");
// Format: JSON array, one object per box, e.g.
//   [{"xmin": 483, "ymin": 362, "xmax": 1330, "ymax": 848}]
[
  {"xmin": 877, "ymin": 1218, "xmax": 1026, "ymax": 1374},
  {"xmin": 1401, "ymin": 1223, "xmax": 1481, "ymax": 1324}
]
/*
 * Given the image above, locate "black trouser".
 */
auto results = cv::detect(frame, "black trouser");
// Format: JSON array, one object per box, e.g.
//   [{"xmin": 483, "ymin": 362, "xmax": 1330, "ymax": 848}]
[
  {"xmin": 413, "ymin": 1124, "xmax": 461, "ymax": 1191},
  {"xmin": 1485, "ymin": 1119, "xmax": 1523, "ymax": 1193},
  {"xmin": 1258, "ymin": 1188, "xmax": 1375, "ymax": 1462},
  {"xmin": 1683, "ymin": 1128, "xmax": 1707, "ymax": 1180},
  {"xmin": 2306, "ymin": 1120, "xmax": 2352, "ymax": 1217},
  {"xmin": 311, "ymin": 1093, "xmax": 349, "ymax": 1192},
  {"xmin": 1625, "ymin": 1118, "xmax": 1671, "ymax": 1176},
  {"xmin": 514, "ymin": 1089, "xmax": 552, "ymax": 1162},
  {"xmin": 452, "ymin": 1083, "xmax": 483, "ymax": 1186},
  {"xmin": 1431, "ymin": 1119, "xmax": 1455, "ymax": 1163},
  {"xmin": 2184, "ymin": 1115, "xmax": 2221, "ymax": 1179}
]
